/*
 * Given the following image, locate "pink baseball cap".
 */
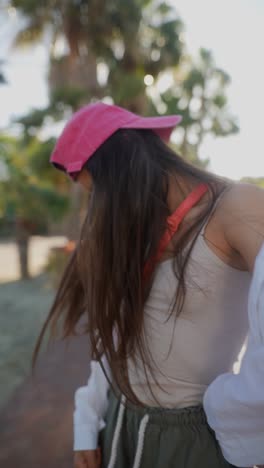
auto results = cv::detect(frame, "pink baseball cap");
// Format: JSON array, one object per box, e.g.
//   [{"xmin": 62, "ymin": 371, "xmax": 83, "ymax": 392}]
[{"xmin": 50, "ymin": 101, "xmax": 182, "ymax": 178}]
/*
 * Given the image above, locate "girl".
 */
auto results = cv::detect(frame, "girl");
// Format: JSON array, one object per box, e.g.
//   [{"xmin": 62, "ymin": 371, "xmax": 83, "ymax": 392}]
[{"xmin": 34, "ymin": 102, "xmax": 264, "ymax": 467}]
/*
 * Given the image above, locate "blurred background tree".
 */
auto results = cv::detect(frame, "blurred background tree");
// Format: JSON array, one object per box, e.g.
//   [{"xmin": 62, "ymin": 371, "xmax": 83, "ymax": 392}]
[
  {"xmin": 0, "ymin": 60, "xmax": 7, "ymax": 84},
  {"xmin": 9, "ymin": 0, "xmax": 238, "ymax": 151},
  {"xmin": 159, "ymin": 48, "xmax": 239, "ymax": 166},
  {"xmin": 0, "ymin": 134, "xmax": 69, "ymax": 278},
  {"xmin": 241, "ymin": 177, "xmax": 264, "ymax": 188},
  {"xmin": 1, "ymin": 0, "xmax": 239, "ymax": 277}
]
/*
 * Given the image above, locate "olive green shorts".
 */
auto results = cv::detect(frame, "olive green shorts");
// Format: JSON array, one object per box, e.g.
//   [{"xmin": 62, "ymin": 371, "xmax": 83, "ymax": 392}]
[{"xmin": 99, "ymin": 390, "xmax": 237, "ymax": 468}]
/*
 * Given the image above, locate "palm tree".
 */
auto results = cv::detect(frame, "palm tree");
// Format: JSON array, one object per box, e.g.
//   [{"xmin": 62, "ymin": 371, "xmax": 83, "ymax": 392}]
[
  {"xmin": 6, "ymin": 0, "xmax": 238, "ymax": 153},
  {"xmin": 8, "ymin": 0, "xmax": 184, "ymax": 112}
]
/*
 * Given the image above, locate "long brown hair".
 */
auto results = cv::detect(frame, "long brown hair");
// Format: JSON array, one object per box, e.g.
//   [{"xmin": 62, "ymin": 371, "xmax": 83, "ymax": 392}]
[{"xmin": 34, "ymin": 128, "xmax": 231, "ymax": 405}]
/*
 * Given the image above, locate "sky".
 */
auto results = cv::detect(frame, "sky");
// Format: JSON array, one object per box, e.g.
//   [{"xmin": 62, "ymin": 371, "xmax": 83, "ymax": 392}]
[
  {"xmin": 173, "ymin": 0, "xmax": 264, "ymax": 179},
  {"xmin": 0, "ymin": 0, "xmax": 264, "ymax": 180}
]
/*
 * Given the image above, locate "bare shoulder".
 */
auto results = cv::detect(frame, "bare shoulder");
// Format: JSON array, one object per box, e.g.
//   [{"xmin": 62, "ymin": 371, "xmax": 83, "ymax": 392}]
[
  {"xmin": 220, "ymin": 181, "xmax": 264, "ymax": 213},
  {"xmin": 218, "ymin": 181, "xmax": 264, "ymax": 271}
]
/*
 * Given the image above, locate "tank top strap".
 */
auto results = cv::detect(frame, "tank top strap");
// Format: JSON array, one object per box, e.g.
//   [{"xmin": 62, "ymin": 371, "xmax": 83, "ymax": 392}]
[{"xmin": 143, "ymin": 183, "xmax": 208, "ymax": 280}]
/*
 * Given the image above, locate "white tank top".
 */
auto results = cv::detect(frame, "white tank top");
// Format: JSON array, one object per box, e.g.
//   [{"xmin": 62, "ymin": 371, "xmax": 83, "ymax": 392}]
[{"xmin": 127, "ymin": 193, "xmax": 251, "ymax": 408}]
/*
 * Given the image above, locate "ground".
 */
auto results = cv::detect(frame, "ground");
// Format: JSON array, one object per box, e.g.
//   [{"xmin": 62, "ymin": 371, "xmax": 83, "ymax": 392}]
[
  {"xmin": 0, "ymin": 236, "xmax": 91, "ymax": 467},
  {"xmin": 0, "ymin": 275, "xmax": 53, "ymax": 408},
  {"xmin": 0, "ymin": 236, "xmax": 65, "ymax": 408}
]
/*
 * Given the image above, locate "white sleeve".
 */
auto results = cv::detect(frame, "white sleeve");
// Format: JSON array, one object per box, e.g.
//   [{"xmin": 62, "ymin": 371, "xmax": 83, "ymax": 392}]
[
  {"xmin": 203, "ymin": 243, "xmax": 264, "ymax": 467},
  {"xmin": 73, "ymin": 355, "xmax": 110, "ymax": 451}
]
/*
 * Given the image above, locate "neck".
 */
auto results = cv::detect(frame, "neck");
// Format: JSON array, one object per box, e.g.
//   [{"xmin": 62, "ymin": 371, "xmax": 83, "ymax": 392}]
[{"xmin": 167, "ymin": 174, "xmax": 198, "ymax": 215}]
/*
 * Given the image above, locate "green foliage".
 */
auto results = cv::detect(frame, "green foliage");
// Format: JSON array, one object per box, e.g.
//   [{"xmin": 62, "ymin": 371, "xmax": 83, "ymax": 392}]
[
  {"xmin": 0, "ymin": 60, "xmax": 7, "ymax": 84},
  {"xmin": 15, "ymin": 108, "xmax": 49, "ymax": 131},
  {"xmin": 158, "ymin": 48, "xmax": 239, "ymax": 165},
  {"xmin": 241, "ymin": 177, "xmax": 264, "ymax": 188},
  {"xmin": 0, "ymin": 134, "xmax": 69, "ymax": 229},
  {"xmin": 0, "ymin": 72, "xmax": 7, "ymax": 84},
  {"xmin": 49, "ymin": 86, "xmax": 90, "ymax": 111}
]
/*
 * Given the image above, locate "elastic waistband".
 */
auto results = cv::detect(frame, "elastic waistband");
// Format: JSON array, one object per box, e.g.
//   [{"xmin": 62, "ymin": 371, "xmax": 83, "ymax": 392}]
[{"xmin": 110, "ymin": 390, "xmax": 208, "ymax": 427}]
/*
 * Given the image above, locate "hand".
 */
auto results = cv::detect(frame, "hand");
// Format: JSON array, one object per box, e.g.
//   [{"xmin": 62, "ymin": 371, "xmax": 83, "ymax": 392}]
[{"xmin": 74, "ymin": 448, "xmax": 101, "ymax": 468}]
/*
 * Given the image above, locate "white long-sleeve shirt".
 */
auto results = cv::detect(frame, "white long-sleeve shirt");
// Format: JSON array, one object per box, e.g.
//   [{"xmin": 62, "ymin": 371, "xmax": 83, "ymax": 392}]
[
  {"xmin": 203, "ymin": 241, "xmax": 264, "ymax": 467},
  {"xmin": 74, "ymin": 355, "xmax": 110, "ymax": 451},
  {"xmin": 74, "ymin": 242, "xmax": 264, "ymax": 467}
]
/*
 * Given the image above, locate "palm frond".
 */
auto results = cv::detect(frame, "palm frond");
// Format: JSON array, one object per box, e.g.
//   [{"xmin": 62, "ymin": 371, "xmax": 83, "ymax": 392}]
[{"xmin": 13, "ymin": 20, "xmax": 44, "ymax": 47}]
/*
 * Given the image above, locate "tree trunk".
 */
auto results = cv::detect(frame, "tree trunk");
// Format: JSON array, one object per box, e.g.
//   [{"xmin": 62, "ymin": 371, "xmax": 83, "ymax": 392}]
[
  {"xmin": 49, "ymin": 50, "xmax": 98, "ymax": 97},
  {"xmin": 15, "ymin": 219, "xmax": 30, "ymax": 280},
  {"xmin": 49, "ymin": 47, "xmax": 99, "ymax": 240},
  {"xmin": 66, "ymin": 184, "xmax": 83, "ymax": 241}
]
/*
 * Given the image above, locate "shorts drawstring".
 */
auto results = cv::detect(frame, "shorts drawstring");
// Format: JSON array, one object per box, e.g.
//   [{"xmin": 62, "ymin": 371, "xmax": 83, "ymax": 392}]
[
  {"xmin": 132, "ymin": 413, "xmax": 149, "ymax": 468},
  {"xmin": 107, "ymin": 395, "xmax": 149, "ymax": 468},
  {"xmin": 107, "ymin": 395, "xmax": 126, "ymax": 468}
]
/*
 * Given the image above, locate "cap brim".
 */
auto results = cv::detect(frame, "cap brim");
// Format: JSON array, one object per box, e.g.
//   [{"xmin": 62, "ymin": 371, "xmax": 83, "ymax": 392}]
[{"xmin": 122, "ymin": 114, "xmax": 182, "ymax": 141}]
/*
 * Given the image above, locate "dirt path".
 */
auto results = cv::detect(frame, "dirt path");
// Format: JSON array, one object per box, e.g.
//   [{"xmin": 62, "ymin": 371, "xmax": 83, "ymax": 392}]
[
  {"xmin": 0, "ymin": 333, "xmax": 90, "ymax": 468},
  {"xmin": 0, "ymin": 275, "xmax": 54, "ymax": 407},
  {"xmin": 0, "ymin": 236, "xmax": 66, "ymax": 407},
  {"xmin": 0, "ymin": 237, "xmax": 91, "ymax": 467}
]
